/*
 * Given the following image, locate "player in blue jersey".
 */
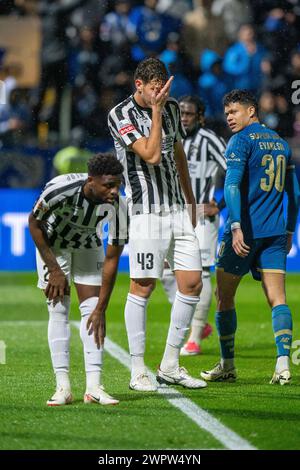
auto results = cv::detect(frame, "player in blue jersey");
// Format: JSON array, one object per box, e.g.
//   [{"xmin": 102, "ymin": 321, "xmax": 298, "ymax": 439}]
[{"xmin": 200, "ymin": 89, "xmax": 300, "ymax": 385}]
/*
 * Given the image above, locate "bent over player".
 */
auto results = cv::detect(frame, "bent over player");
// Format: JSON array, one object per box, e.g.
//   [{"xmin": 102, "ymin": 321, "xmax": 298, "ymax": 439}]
[
  {"xmin": 29, "ymin": 153, "xmax": 126, "ymax": 405},
  {"xmin": 201, "ymin": 90, "xmax": 299, "ymax": 385}
]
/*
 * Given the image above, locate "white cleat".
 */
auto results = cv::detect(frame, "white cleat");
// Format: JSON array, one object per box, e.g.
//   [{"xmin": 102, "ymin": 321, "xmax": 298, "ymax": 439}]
[
  {"xmin": 201, "ymin": 363, "xmax": 237, "ymax": 382},
  {"xmin": 84, "ymin": 385, "xmax": 119, "ymax": 405},
  {"xmin": 129, "ymin": 373, "xmax": 158, "ymax": 392},
  {"xmin": 270, "ymin": 369, "xmax": 291, "ymax": 386},
  {"xmin": 157, "ymin": 366, "xmax": 207, "ymax": 389},
  {"xmin": 47, "ymin": 388, "xmax": 73, "ymax": 406}
]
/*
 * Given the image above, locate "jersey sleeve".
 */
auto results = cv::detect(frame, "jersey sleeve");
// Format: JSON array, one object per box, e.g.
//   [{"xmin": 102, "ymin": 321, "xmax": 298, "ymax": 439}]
[
  {"xmin": 32, "ymin": 176, "xmax": 81, "ymax": 222},
  {"xmin": 224, "ymin": 133, "xmax": 251, "ymax": 225},
  {"xmin": 207, "ymin": 134, "xmax": 227, "ymax": 171},
  {"xmin": 108, "ymin": 108, "xmax": 144, "ymax": 148},
  {"xmin": 225, "ymin": 133, "xmax": 251, "ymax": 170},
  {"xmin": 32, "ymin": 181, "xmax": 58, "ymax": 222},
  {"xmin": 32, "ymin": 193, "xmax": 51, "ymax": 222}
]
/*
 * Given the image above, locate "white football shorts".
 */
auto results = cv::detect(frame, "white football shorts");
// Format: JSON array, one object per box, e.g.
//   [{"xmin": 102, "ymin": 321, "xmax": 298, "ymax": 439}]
[
  {"xmin": 36, "ymin": 247, "xmax": 105, "ymax": 289},
  {"xmin": 194, "ymin": 215, "xmax": 219, "ymax": 268},
  {"xmin": 129, "ymin": 210, "xmax": 202, "ymax": 279}
]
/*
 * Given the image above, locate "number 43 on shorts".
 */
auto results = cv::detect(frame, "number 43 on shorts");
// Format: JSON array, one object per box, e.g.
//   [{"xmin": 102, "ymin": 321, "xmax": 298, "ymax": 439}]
[{"xmin": 137, "ymin": 253, "xmax": 154, "ymax": 270}]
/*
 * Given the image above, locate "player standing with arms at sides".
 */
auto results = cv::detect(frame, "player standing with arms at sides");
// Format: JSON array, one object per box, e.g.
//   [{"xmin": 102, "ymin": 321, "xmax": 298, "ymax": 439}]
[
  {"xmin": 106, "ymin": 58, "xmax": 206, "ymax": 391},
  {"xmin": 200, "ymin": 90, "xmax": 299, "ymax": 385},
  {"xmin": 29, "ymin": 153, "xmax": 126, "ymax": 406},
  {"xmin": 161, "ymin": 96, "xmax": 226, "ymax": 356}
]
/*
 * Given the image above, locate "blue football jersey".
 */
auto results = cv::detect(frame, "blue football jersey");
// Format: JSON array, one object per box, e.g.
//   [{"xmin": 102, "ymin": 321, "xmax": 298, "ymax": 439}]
[{"xmin": 224, "ymin": 122, "xmax": 292, "ymax": 238}]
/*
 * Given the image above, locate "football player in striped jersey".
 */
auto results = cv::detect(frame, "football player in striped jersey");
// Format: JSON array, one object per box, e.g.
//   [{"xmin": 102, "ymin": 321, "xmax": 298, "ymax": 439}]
[{"xmin": 29, "ymin": 153, "xmax": 127, "ymax": 406}]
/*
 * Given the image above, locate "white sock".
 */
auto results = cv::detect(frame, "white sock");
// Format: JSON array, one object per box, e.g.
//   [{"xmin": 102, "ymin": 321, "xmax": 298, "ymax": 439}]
[
  {"xmin": 189, "ymin": 271, "xmax": 212, "ymax": 344},
  {"xmin": 86, "ymin": 372, "xmax": 101, "ymax": 391},
  {"xmin": 125, "ymin": 293, "xmax": 148, "ymax": 378},
  {"xmin": 160, "ymin": 291, "xmax": 199, "ymax": 371},
  {"xmin": 47, "ymin": 296, "xmax": 71, "ymax": 390},
  {"xmin": 131, "ymin": 355, "xmax": 146, "ymax": 378},
  {"xmin": 161, "ymin": 268, "xmax": 177, "ymax": 304},
  {"xmin": 276, "ymin": 355, "xmax": 289, "ymax": 372},
  {"xmin": 79, "ymin": 296, "xmax": 102, "ymax": 391},
  {"xmin": 56, "ymin": 371, "xmax": 71, "ymax": 390}
]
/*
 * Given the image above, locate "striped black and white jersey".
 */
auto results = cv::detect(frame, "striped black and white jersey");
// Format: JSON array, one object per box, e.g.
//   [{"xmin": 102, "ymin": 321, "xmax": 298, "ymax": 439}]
[
  {"xmin": 32, "ymin": 173, "xmax": 128, "ymax": 250},
  {"xmin": 184, "ymin": 127, "xmax": 226, "ymax": 203},
  {"xmin": 108, "ymin": 95, "xmax": 186, "ymax": 215}
]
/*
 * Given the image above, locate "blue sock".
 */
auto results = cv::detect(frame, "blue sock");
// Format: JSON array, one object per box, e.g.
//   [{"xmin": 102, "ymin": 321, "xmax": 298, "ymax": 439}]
[
  {"xmin": 272, "ymin": 304, "xmax": 293, "ymax": 357},
  {"xmin": 215, "ymin": 309, "xmax": 237, "ymax": 359}
]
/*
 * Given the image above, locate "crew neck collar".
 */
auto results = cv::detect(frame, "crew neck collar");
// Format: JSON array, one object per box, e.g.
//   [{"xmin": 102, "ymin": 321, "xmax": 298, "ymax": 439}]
[{"xmin": 132, "ymin": 94, "xmax": 152, "ymax": 112}]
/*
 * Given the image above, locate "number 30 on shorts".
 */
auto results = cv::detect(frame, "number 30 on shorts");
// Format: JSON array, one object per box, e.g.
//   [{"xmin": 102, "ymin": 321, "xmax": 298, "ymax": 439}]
[{"xmin": 137, "ymin": 253, "xmax": 154, "ymax": 270}]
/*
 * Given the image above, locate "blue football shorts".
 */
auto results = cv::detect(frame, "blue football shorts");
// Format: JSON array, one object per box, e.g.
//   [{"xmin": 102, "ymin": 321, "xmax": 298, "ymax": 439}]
[{"xmin": 216, "ymin": 232, "xmax": 287, "ymax": 281}]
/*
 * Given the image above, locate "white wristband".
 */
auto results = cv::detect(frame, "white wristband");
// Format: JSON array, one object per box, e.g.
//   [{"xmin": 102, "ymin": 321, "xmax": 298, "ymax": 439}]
[{"xmin": 231, "ymin": 222, "xmax": 241, "ymax": 231}]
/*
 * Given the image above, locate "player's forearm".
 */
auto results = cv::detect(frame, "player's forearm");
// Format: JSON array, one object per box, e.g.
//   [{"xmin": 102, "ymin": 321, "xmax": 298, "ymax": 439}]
[
  {"xmin": 28, "ymin": 214, "xmax": 60, "ymax": 272},
  {"xmin": 144, "ymin": 107, "xmax": 163, "ymax": 164},
  {"xmin": 95, "ymin": 245, "xmax": 124, "ymax": 312},
  {"xmin": 225, "ymin": 184, "xmax": 241, "ymax": 227},
  {"xmin": 286, "ymin": 170, "xmax": 300, "ymax": 233},
  {"xmin": 224, "ymin": 166, "xmax": 244, "ymax": 227},
  {"xmin": 131, "ymin": 111, "xmax": 162, "ymax": 165}
]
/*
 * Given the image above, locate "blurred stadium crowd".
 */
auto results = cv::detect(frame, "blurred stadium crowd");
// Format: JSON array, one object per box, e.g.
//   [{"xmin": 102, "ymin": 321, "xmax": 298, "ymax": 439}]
[{"xmin": 1, "ymin": 0, "xmax": 300, "ymax": 152}]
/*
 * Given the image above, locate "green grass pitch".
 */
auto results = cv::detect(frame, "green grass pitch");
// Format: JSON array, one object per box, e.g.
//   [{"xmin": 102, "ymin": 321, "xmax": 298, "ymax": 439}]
[{"xmin": 0, "ymin": 272, "xmax": 299, "ymax": 450}]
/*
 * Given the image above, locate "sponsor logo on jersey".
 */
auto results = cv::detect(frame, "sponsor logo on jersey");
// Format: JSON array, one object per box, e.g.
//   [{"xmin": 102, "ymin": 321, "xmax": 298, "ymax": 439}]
[
  {"xmin": 119, "ymin": 124, "xmax": 136, "ymax": 135},
  {"xmin": 226, "ymin": 152, "xmax": 240, "ymax": 162}
]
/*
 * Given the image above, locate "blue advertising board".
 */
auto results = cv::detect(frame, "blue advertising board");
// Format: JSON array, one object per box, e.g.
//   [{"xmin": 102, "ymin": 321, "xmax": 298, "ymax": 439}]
[{"xmin": 0, "ymin": 189, "xmax": 299, "ymax": 272}]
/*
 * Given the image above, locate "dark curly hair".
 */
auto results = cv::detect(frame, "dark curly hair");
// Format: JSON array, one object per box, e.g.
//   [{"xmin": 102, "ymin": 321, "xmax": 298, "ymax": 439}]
[
  {"xmin": 223, "ymin": 89, "xmax": 258, "ymax": 116},
  {"xmin": 87, "ymin": 153, "xmax": 123, "ymax": 177},
  {"xmin": 134, "ymin": 58, "xmax": 169, "ymax": 84}
]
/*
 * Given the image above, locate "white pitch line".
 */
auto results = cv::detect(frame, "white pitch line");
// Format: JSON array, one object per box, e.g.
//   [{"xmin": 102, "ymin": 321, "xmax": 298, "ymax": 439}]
[{"xmin": 72, "ymin": 321, "xmax": 256, "ymax": 451}]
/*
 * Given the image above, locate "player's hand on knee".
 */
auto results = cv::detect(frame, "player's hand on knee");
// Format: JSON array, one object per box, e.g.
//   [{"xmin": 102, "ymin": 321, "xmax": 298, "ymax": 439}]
[
  {"xmin": 87, "ymin": 309, "xmax": 106, "ymax": 349},
  {"xmin": 232, "ymin": 228, "xmax": 250, "ymax": 258},
  {"xmin": 45, "ymin": 268, "xmax": 68, "ymax": 302}
]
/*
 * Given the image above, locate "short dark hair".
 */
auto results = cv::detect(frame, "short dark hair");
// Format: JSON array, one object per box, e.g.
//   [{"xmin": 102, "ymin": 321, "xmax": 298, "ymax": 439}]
[
  {"xmin": 179, "ymin": 95, "xmax": 206, "ymax": 116},
  {"xmin": 223, "ymin": 89, "xmax": 258, "ymax": 115},
  {"xmin": 87, "ymin": 153, "xmax": 123, "ymax": 177},
  {"xmin": 134, "ymin": 58, "xmax": 169, "ymax": 84}
]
